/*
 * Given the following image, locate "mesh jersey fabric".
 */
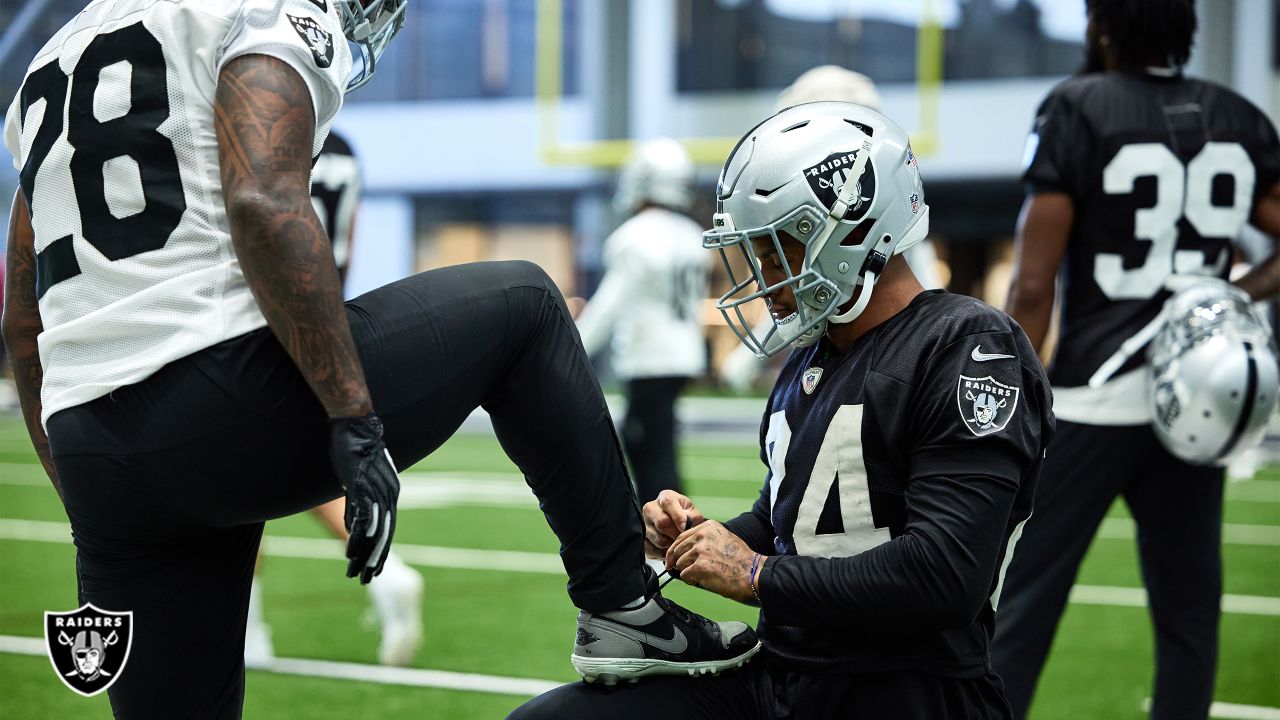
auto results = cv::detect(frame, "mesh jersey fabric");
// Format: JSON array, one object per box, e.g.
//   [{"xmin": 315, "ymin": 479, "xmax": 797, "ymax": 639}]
[{"xmin": 3, "ymin": 0, "xmax": 352, "ymax": 428}]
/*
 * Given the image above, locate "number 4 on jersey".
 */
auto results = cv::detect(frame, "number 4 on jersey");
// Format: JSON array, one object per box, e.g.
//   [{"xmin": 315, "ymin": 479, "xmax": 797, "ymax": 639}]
[{"xmin": 767, "ymin": 405, "xmax": 891, "ymax": 557}]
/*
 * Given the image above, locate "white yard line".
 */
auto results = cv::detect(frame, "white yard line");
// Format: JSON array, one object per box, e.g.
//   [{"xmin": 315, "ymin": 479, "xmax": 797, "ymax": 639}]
[
  {"xmin": 1097, "ymin": 517, "xmax": 1280, "ymax": 546},
  {"xmin": 3, "ymin": 518, "xmax": 1277, "ymax": 616},
  {"xmin": 1071, "ymin": 585, "xmax": 1280, "ymax": 616},
  {"xmin": 1142, "ymin": 698, "xmax": 1280, "ymax": 720},
  {"xmin": 0, "ymin": 634, "xmax": 560, "ymax": 697},
  {"xmin": 21, "ymin": 471, "xmax": 1276, "ymax": 547}
]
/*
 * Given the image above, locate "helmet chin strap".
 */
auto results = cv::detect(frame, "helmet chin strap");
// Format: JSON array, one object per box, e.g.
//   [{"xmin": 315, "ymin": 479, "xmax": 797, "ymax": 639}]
[
  {"xmin": 828, "ymin": 270, "xmax": 877, "ymax": 325},
  {"xmin": 803, "ymin": 138, "xmax": 877, "ymax": 329},
  {"xmin": 807, "ymin": 138, "xmax": 873, "ymax": 259}
]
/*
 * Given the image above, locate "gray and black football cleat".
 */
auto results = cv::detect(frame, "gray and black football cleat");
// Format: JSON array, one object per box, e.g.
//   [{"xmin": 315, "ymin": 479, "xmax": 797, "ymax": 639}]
[{"xmin": 570, "ymin": 570, "xmax": 761, "ymax": 685}]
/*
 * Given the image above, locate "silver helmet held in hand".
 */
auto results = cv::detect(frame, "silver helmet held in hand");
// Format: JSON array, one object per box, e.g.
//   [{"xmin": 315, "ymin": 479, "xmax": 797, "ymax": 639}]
[
  {"xmin": 1148, "ymin": 278, "xmax": 1279, "ymax": 465},
  {"xmin": 703, "ymin": 102, "xmax": 929, "ymax": 357}
]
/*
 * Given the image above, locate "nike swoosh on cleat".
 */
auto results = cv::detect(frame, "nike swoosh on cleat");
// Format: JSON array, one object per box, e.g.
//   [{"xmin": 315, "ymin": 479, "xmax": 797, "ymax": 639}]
[
  {"xmin": 639, "ymin": 627, "xmax": 688, "ymax": 654},
  {"xmin": 971, "ymin": 345, "xmax": 1015, "ymax": 362}
]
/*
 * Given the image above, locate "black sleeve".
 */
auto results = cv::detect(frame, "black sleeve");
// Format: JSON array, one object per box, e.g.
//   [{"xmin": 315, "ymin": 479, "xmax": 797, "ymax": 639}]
[
  {"xmin": 1249, "ymin": 108, "xmax": 1280, "ymax": 200},
  {"xmin": 723, "ymin": 384, "xmax": 781, "ymax": 554},
  {"xmin": 1023, "ymin": 90, "xmax": 1094, "ymax": 198},
  {"xmin": 723, "ymin": 479, "xmax": 775, "ymax": 555},
  {"xmin": 756, "ymin": 330, "xmax": 1045, "ymax": 631}
]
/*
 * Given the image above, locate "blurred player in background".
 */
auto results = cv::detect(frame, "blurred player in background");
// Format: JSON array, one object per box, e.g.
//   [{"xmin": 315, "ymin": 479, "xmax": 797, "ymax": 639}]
[
  {"xmin": 245, "ymin": 130, "xmax": 425, "ymax": 669},
  {"xmin": 3, "ymin": 0, "xmax": 759, "ymax": 716},
  {"xmin": 719, "ymin": 65, "xmax": 943, "ymax": 393},
  {"xmin": 576, "ymin": 139, "xmax": 710, "ymax": 501},
  {"xmin": 994, "ymin": 1, "xmax": 1280, "ymax": 718},
  {"xmin": 513, "ymin": 102, "xmax": 1054, "ymax": 720}
]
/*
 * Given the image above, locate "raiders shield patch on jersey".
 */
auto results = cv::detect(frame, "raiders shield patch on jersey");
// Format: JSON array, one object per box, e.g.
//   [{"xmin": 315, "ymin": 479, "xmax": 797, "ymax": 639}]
[
  {"xmin": 804, "ymin": 146, "xmax": 876, "ymax": 222},
  {"xmin": 957, "ymin": 375, "xmax": 1020, "ymax": 437},
  {"xmin": 287, "ymin": 14, "xmax": 334, "ymax": 68},
  {"xmin": 44, "ymin": 604, "xmax": 133, "ymax": 697}
]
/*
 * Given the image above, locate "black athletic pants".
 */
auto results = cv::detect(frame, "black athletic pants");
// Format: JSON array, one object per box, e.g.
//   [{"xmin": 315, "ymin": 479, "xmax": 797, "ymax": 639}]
[
  {"xmin": 621, "ymin": 375, "xmax": 688, "ymax": 503},
  {"xmin": 49, "ymin": 262, "xmax": 647, "ymax": 719},
  {"xmin": 508, "ymin": 652, "xmax": 1012, "ymax": 720},
  {"xmin": 991, "ymin": 421, "xmax": 1224, "ymax": 720}
]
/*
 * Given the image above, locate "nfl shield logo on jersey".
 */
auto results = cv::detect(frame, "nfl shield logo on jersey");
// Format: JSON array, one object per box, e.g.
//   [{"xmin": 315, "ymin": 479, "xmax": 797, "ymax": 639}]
[
  {"xmin": 802, "ymin": 367, "xmax": 824, "ymax": 395},
  {"xmin": 956, "ymin": 375, "xmax": 1020, "ymax": 437},
  {"xmin": 44, "ymin": 604, "xmax": 133, "ymax": 697}
]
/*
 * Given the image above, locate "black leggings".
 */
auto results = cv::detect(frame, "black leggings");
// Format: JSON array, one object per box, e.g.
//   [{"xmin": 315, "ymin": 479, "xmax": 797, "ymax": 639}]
[
  {"xmin": 991, "ymin": 421, "xmax": 1224, "ymax": 720},
  {"xmin": 50, "ymin": 261, "xmax": 647, "ymax": 719},
  {"xmin": 621, "ymin": 376, "xmax": 688, "ymax": 503},
  {"xmin": 508, "ymin": 655, "xmax": 1012, "ymax": 720}
]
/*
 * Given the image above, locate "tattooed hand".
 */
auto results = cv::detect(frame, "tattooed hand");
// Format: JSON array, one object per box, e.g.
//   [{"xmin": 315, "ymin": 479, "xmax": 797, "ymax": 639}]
[{"xmin": 666, "ymin": 520, "xmax": 762, "ymax": 604}]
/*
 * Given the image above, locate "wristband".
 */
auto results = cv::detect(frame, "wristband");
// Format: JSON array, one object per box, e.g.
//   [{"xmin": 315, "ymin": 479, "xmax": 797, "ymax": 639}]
[{"xmin": 748, "ymin": 553, "xmax": 762, "ymax": 602}]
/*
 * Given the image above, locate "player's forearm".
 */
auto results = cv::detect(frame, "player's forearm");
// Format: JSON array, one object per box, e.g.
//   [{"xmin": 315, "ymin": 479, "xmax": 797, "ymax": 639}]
[
  {"xmin": 226, "ymin": 195, "xmax": 372, "ymax": 417},
  {"xmin": 215, "ymin": 54, "xmax": 372, "ymax": 418},
  {"xmin": 3, "ymin": 193, "xmax": 62, "ymax": 500},
  {"xmin": 1005, "ymin": 281, "xmax": 1055, "ymax": 354},
  {"xmin": 6, "ymin": 341, "xmax": 60, "ymax": 500},
  {"xmin": 1233, "ymin": 250, "xmax": 1280, "ymax": 301}
]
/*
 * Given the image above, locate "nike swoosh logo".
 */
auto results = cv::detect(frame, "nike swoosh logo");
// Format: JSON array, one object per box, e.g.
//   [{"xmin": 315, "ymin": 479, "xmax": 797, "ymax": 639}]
[
  {"xmin": 971, "ymin": 345, "xmax": 1015, "ymax": 362},
  {"xmin": 640, "ymin": 626, "xmax": 688, "ymax": 654}
]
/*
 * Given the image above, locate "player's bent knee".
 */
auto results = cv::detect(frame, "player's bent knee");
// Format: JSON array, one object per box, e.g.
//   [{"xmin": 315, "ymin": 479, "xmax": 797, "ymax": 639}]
[{"xmin": 496, "ymin": 259, "xmax": 556, "ymax": 294}]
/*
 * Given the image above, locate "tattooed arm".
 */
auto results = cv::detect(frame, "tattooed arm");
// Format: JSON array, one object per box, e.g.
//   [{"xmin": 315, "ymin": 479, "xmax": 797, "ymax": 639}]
[
  {"xmin": 213, "ymin": 54, "xmax": 372, "ymax": 418},
  {"xmin": 2, "ymin": 190, "xmax": 61, "ymax": 501}
]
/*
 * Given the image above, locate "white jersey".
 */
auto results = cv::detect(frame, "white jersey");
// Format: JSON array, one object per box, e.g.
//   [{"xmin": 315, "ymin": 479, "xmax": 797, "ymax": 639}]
[
  {"xmin": 3, "ymin": 0, "xmax": 352, "ymax": 427},
  {"xmin": 576, "ymin": 207, "xmax": 710, "ymax": 380}
]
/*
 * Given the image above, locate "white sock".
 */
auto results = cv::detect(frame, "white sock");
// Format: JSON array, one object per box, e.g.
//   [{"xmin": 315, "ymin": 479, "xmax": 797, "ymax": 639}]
[{"xmin": 368, "ymin": 551, "xmax": 409, "ymax": 589}]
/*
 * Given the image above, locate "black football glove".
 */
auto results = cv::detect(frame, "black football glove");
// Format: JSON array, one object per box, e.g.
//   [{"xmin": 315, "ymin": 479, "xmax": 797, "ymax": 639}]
[{"xmin": 329, "ymin": 413, "xmax": 400, "ymax": 584}]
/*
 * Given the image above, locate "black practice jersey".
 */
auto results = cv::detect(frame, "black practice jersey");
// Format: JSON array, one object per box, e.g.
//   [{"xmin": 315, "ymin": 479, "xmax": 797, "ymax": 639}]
[
  {"xmin": 1024, "ymin": 71, "xmax": 1280, "ymax": 387},
  {"xmin": 724, "ymin": 291, "xmax": 1054, "ymax": 678},
  {"xmin": 310, "ymin": 130, "xmax": 361, "ymax": 279}
]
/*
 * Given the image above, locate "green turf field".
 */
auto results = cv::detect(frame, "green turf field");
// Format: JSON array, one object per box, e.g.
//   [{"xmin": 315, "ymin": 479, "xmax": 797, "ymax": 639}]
[{"xmin": 0, "ymin": 415, "xmax": 1276, "ymax": 719}]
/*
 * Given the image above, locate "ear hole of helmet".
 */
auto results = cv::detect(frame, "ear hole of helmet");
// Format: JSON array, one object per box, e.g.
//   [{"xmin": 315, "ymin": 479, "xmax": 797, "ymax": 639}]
[{"xmin": 838, "ymin": 221, "xmax": 874, "ymax": 247}]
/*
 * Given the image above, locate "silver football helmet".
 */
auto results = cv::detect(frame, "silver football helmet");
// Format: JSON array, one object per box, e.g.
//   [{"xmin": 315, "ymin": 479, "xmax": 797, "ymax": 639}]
[
  {"xmin": 335, "ymin": 0, "xmax": 407, "ymax": 92},
  {"xmin": 703, "ymin": 102, "xmax": 929, "ymax": 357},
  {"xmin": 614, "ymin": 138, "xmax": 695, "ymax": 215},
  {"xmin": 1148, "ymin": 279, "xmax": 1279, "ymax": 465}
]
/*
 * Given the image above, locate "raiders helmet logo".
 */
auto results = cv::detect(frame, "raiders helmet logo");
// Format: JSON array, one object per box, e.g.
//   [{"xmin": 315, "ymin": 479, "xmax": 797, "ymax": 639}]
[
  {"xmin": 803, "ymin": 148, "xmax": 877, "ymax": 222},
  {"xmin": 956, "ymin": 375, "xmax": 1020, "ymax": 437},
  {"xmin": 44, "ymin": 604, "xmax": 133, "ymax": 697},
  {"xmin": 287, "ymin": 14, "xmax": 334, "ymax": 68}
]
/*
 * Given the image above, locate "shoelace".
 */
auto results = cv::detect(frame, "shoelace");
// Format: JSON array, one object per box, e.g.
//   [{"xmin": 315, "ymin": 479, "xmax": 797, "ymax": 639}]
[
  {"xmin": 653, "ymin": 595, "xmax": 717, "ymax": 634},
  {"xmin": 656, "ymin": 567, "xmax": 681, "ymax": 591}
]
